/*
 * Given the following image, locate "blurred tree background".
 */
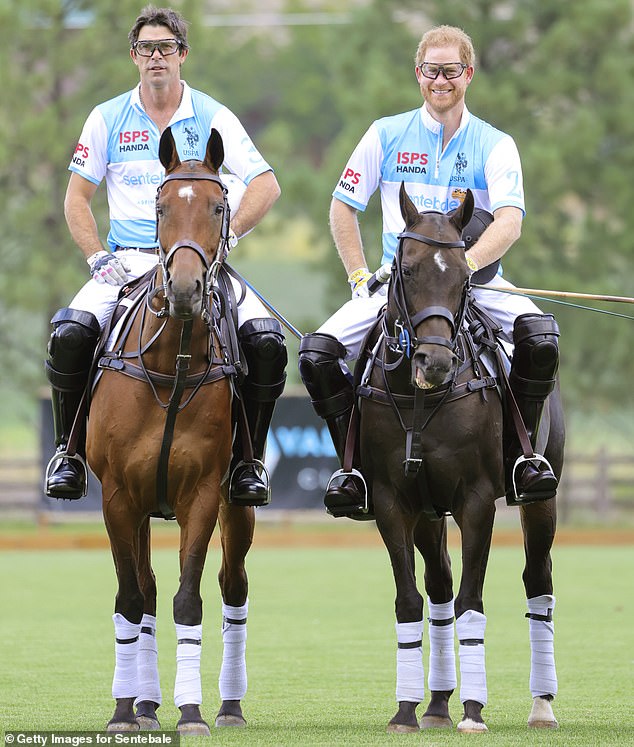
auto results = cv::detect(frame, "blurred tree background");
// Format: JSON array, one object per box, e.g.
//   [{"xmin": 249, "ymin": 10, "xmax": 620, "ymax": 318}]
[{"xmin": 1, "ymin": 0, "xmax": 632, "ymax": 453}]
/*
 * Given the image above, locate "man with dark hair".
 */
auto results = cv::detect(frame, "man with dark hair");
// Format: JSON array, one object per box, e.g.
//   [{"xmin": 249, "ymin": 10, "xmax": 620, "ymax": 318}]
[{"xmin": 45, "ymin": 5, "xmax": 287, "ymax": 508}]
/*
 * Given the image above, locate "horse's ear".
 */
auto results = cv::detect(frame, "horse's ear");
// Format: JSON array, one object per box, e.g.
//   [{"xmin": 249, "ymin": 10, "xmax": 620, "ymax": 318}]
[
  {"xmin": 204, "ymin": 128, "xmax": 224, "ymax": 173},
  {"xmin": 399, "ymin": 182, "xmax": 420, "ymax": 228},
  {"xmin": 159, "ymin": 127, "xmax": 181, "ymax": 173},
  {"xmin": 451, "ymin": 188, "xmax": 475, "ymax": 233}
]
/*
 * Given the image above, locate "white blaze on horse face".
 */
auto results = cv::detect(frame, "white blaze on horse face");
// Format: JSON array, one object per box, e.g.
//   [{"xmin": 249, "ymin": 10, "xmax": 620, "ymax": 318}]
[
  {"xmin": 434, "ymin": 250, "xmax": 448, "ymax": 272},
  {"xmin": 178, "ymin": 185, "xmax": 196, "ymax": 204}
]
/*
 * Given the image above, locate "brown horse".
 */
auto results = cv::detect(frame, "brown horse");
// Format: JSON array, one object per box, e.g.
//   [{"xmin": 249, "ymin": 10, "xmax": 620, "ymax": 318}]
[
  {"xmin": 87, "ymin": 128, "xmax": 253, "ymax": 734},
  {"xmin": 357, "ymin": 185, "xmax": 564, "ymax": 733}
]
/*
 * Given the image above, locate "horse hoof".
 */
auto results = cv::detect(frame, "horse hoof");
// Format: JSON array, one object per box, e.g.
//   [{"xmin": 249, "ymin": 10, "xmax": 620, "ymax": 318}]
[
  {"xmin": 177, "ymin": 721, "xmax": 211, "ymax": 736},
  {"xmin": 215, "ymin": 714, "xmax": 247, "ymax": 728},
  {"xmin": 457, "ymin": 718, "xmax": 488, "ymax": 733},
  {"xmin": 107, "ymin": 721, "xmax": 140, "ymax": 733},
  {"xmin": 528, "ymin": 696, "xmax": 559, "ymax": 728},
  {"xmin": 136, "ymin": 716, "xmax": 161, "ymax": 730},
  {"xmin": 420, "ymin": 715, "xmax": 453, "ymax": 729},
  {"xmin": 386, "ymin": 723, "xmax": 419, "ymax": 734}
]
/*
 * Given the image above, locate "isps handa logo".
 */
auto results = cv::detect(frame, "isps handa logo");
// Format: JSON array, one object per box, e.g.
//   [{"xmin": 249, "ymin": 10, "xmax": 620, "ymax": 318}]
[
  {"xmin": 71, "ymin": 143, "xmax": 89, "ymax": 168},
  {"xmin": 338, "ymin": 168, "xmax": 360, "ymax": 193},
  {"xmin": 119, "ymin": 130, "xmax": 150, "ymax": 152}
]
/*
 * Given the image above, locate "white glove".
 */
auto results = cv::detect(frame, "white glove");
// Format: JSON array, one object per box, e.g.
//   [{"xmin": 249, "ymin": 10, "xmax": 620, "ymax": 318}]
[
  {"xmin": 348, "ymin": 267, "xmax": 373, "ymax": 299},
  {"xmin": 87, "ymin": 250, "xmax": 131, "ymax": 286}
]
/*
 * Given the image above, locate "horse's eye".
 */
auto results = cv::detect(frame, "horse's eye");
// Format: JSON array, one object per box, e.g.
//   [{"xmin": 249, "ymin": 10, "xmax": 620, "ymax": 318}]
[
  {"xmin": 214, "ymin": 204, "xmax": 225, "ymax": 216},
  {"xmin": 401, "ymin": 265, "xmax": 413, "ymax": 277},
  {"xmin": 156, "ymin": 205, "xmax": 164, "ymax": 217}
]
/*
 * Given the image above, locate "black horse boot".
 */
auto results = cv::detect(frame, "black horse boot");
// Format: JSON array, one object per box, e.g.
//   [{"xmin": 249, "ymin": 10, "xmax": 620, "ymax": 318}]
[
  {"xmin": 45, "ymin": 308, "xmax": 100, "ymax": 499},
  {"xmin": 506, "ymin": 313, "xmax": 560, "ymax": 506},
  {"xmin": 229, "ymin": 319, "xmax": 287, "ymax": 507},
  {"xmin": 299, "ymin": 333, "xmax": 369, "ymax": 519}
]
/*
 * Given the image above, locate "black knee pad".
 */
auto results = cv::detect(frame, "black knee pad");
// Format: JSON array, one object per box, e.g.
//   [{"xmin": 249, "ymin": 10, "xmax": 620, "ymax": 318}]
[
  {"xmin": 298, "ymin": 333, "xmax": 352, "ymax": 418},
  {"xmin": 238, "ymin": 318, "xmax": 287, "ymax": 401},
  {"xmin": 511, "ymin": 314, "xmax": 559, "ymax": 397},
  {"xmin": 46, "ymin": 308, "xmax": 100, "ymax": 389}
]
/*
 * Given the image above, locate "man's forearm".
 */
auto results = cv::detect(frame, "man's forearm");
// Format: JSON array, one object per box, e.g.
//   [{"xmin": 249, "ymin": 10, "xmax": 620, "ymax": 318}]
[
  {"xmin": 329, "ymin": 198, "xmax": 368, "ymax": 276},
  {"xmin": 231, "ymin": 171, "xmax": 280, "ymax": 239}
]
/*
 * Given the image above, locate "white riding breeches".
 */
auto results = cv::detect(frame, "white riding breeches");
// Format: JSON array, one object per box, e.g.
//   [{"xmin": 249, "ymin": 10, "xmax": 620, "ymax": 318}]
[
  {"xmin": 317, "ymin": 275, "xmax": 543, "ymax": 361},
  {"xmin": 69, "ymin": 249, "xmax": 269, "ymax": 330}
]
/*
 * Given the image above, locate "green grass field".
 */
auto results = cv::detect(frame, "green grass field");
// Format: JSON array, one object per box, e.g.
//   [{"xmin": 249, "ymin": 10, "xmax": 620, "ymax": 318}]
[{"xmin": 1, "ymin": 538, "xmax": 633, "ymax": 745}]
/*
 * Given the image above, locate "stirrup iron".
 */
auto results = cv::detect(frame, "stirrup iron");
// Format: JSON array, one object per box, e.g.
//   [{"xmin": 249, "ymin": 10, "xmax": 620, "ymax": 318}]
[
  {"xmin": 510, "ymin": 452, "xmax": 555, "ymax": 503},
  {"xmin": 229, "ymin": 458, "xmax": 271, "ymax": 504},
  {"xmin": 325, "ymin": 467, "xmax": 369, "ymax": 515},
  {"xmin": 44, "ymin": 450, "xmax": 89, "ymax": 498}
]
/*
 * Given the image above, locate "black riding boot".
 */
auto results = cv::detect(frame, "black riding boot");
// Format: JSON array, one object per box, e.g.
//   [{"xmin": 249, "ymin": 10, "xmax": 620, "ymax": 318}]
[
  {"xmin": 298, "ymin": 333, "xmax": 368, "ymax": 519},
  {"xmin": 506, "ymin": 313, "xmax": 560, "ymax": 506},
  {"xmin": 45, "ymin": 308, "xmax": 100, "ymax": 500},
  {"xmin": 230, "ymin": 319, "xmax": 287, "ymax": 507}
]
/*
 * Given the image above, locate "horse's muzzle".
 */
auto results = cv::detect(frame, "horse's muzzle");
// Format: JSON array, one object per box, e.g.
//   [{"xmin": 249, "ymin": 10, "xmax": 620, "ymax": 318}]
[
  {"xmin": 412, "ymin": 346, "xmax": 457, "ymax": 390},
  {"xmin": 166, "ymin": 276, "xmax": 203, "ymax": 320}
]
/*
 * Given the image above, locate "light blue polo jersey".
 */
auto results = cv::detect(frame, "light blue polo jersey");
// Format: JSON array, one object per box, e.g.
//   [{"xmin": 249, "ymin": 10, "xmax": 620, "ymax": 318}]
[
  {"xmin": 69, "ymin": 82, "xmax": 272, "ymax": 250},
  {"xmin": 332, "ymin": 105, "xmax": 525, "ymax": 264}
]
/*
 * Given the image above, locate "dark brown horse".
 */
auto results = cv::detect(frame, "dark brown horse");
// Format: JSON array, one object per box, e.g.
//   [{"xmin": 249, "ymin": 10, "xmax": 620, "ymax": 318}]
[
  {"xmin": 87, "ymin": 128, "xmax": 253, "ymax": 734},
  {"xmin": 357, "ymin": 185, "xmax": 564, "ymax": 733}
]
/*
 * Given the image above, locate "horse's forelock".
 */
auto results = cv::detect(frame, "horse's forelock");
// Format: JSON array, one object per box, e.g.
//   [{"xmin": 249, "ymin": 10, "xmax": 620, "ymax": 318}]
[{"xmin": 412, "ymin": 210, "xmax": 461, "ymax": 244}]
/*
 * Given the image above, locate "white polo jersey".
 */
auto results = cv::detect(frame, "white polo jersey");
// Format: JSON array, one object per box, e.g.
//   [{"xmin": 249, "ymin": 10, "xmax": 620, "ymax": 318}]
[
  {"xmin": 332, "ymin": 104, "xmax": 525, "ymax": 265},
  {"xmin": 69, "ymin": 81, "xmax": 272, "ymax": 250}
]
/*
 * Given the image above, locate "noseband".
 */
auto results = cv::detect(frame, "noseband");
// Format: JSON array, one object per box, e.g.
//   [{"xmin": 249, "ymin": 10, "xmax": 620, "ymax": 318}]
[
  {"xmin": 389, "ymin": 227, "xmax": 469, "ymax": 358},
  {"xmin": 153, "ymin": 169, "xmax": 231, "ymax": 319}
]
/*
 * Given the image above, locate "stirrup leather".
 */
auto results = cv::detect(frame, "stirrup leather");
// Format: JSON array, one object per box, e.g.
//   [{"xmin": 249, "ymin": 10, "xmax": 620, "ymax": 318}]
[
  {"xmin": 325, "ymin": 467, "xmax": 369, "ymax": 515},
  {"xmin": 229, "ymin": 458, "xmax": 271, "ymax": 505},
  {"xmin": 44, "ymin": 450, "xmax": 89, "ymax": 498}
]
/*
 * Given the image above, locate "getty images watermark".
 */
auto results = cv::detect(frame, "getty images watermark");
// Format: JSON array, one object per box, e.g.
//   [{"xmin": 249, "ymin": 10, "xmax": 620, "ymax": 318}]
[{"xmin": 4, "ymin": 734, "xmax": 179, "ymax": 746}]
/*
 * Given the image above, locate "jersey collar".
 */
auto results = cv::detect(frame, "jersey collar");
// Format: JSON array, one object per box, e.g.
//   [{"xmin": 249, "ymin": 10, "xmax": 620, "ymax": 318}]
[
  {"xmin": 420, "ymin": 103, "xmax": 471, "ymax": 134},
  {"xmin": 130, "ymin": 80, "xmax": 193, "ymax": 123}
]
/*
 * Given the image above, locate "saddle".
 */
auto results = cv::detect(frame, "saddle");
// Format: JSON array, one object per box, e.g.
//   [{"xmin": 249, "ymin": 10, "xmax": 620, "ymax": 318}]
[{"xmin": 350, "ymin": 297, "xmax": 525, "ymax": 520}]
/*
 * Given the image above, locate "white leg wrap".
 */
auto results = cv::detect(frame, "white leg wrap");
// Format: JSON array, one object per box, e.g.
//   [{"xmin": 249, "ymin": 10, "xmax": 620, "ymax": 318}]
[
  {"xmin": 395, "ymin": 620, "xmax": 424, "ymax": 703},
  {"xmin": 219, "ymin": 601, "xmax": 248, "ymax": 701},
  {"xmin": 427, "ymin": 598, "xmax": 457, "ymax": 691},
  {"xmin": 112, "ymin": 613, "xmax": 141, "ymax": 699},
  {"xmin": 135, "ymin": 614, "xmax": 162, "ymax": 707},
  {"xmin": 456, "ymin": 610, "xmax": 487, "ymax": 706},
  {"xmin": 174, "ymin": 623, "xmax": 203, "ymax": 708},
  {"xmin": 527, "ymin": 594, "xmax": 557, "ymax": 697}
]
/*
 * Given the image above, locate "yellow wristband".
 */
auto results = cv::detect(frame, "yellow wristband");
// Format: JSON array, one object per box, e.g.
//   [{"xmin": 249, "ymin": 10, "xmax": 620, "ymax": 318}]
[{"xmin": 466, "ymin": 256, "xmax": 479, "ymax": 273}]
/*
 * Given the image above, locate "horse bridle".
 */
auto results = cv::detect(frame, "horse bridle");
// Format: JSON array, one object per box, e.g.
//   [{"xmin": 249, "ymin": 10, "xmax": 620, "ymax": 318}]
[
  {"xmin": 154, "ymin": 169, "xmax": 231, "ymax": 320},
  {"xmin": 388, "ymin": 228, "xmax": 470, "ymax": 358}
]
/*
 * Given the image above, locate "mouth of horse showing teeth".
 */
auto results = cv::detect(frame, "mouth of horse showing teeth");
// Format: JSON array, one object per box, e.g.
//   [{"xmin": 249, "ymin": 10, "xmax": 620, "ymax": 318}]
[{"xmin": 415, "ymin": 374, "xmax": 434, "ymax": 390}]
